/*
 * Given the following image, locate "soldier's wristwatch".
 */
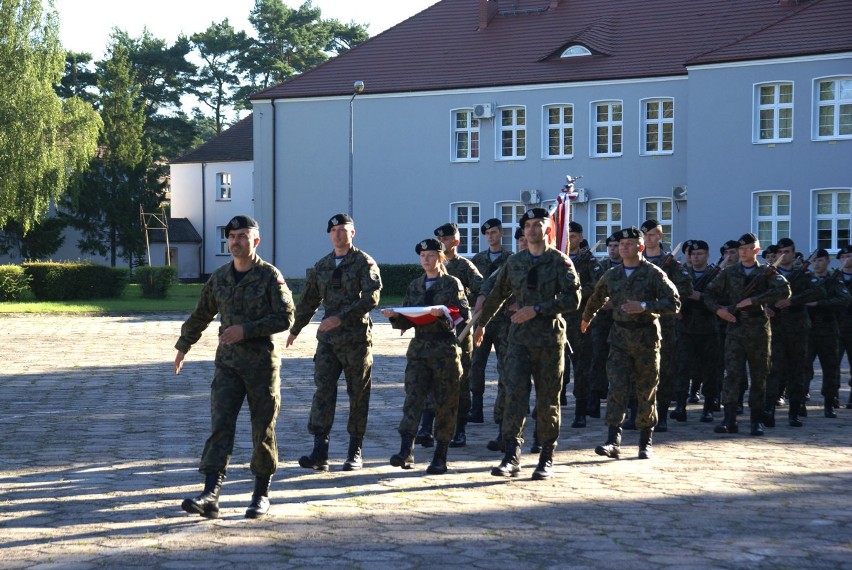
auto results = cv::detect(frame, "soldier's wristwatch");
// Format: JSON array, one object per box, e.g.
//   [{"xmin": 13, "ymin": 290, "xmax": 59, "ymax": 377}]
[{"xmin": 640, "ymin": 302, "xmax": 647, "ymax": 311}]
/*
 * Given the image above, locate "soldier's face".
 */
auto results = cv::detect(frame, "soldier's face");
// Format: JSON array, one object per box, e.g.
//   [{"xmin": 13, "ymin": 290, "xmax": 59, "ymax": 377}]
[
  {"xmin": 724, "ymin": 248, "xmax": 738, "ymax": 264},
  {"xmin": 618, "ymin": 238, "xmax": 643, "ymax": 262},
  {"xmin": 738, "ymin": 244, "xmax": 759, "ymax": 264},
  {"xmin": 777, "ymin": 246, "xmax": 795, "ymax": 265},
  {"xmin": 228, "ymin": 228, "xmax": 258, "ymax": 258},
  {"xmin": 437, "ymin": 234, "xmax": 458, "ymax": 252},
  {"xmin": 329, "ymin": 224, "xmax": 355, "ymax": 249},
  {"xmin": 524, "ymin": 218, "xmax": 547, "ymax": 245},
  {"xmin": 568, "ymin": 232, "xmax": 583, "ymax": 251},
  {"xmin": 690, "ymin": 249, "xmax": 708, "ymax": 269},
  {"xmin": 607, "ymin": 242, "xmax": 620, "ymax": 261},
  {"xmin": 419, "ymin": 250, "xmax": 441, "ymax": 272},
  {"xmin": 484, "ymin": 227, "xmax": 502, "ymax": 248},
  {"xmin": 842, "ymin": 253, "xmax": 852, "ymax": 270},
  {"xmin": 644, "ymin": 227, "xmax": 662, "ymax": 248},
  {"xmin": 812, "ymin": 257, "xmax": 829, "ymax": 274},
  {"xmin": 517, "ymin": 236, "xmax": 528, "ymax": 251}
]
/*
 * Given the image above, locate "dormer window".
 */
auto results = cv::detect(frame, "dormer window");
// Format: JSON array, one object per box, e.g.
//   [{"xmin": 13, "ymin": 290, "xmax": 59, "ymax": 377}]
[{"xmin": 561, "ymin": 45, "xmax": 591, "ymax": 58}]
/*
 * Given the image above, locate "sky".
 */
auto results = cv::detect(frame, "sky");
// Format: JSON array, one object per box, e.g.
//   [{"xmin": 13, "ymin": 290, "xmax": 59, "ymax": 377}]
[{"xmin": 55, "ymin": 0, "xmax": 439, "ymax": 60}]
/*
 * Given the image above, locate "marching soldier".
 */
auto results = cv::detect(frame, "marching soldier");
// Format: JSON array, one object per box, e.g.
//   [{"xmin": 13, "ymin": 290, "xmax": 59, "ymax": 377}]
[
  {"xmin": 287, "ymin": 214, "xmax": 382, "ymax": 472},
  {"xmin": 835, "ymin": 244, "xmax": 852, "ymax": 409},
  {"xmin": 587, "ymin": 235, "xmax": 622, "ymax": 420}
]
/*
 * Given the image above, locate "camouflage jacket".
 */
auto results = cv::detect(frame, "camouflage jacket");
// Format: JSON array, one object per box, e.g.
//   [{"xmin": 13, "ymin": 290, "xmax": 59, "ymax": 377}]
[
  {"xmin": 769, "ymin": 266, "xmax": 825, "ymax": 327},
  {"xmin": 702, "ymin": 262, "xmax": 790, "ymax": 327},
  {"xmin": 290, "ymin": 246, "xmax": 382, "ymax": 343},
  {"xmin": 472, "ymin": 248, "xmax": 512, "ymax": 322},
  {"xmin": 445, "ymin": 255, "xmax": 483, "ymax": 303},
  {"xmin": 479, "ymin": 247, "xmax": 581, "ymax": 347},
  {"xmin": 680, "ymin": 265, "xmax": 720, "ymax": 334},
  {"xmin": 645, "ymin": 250, "xmax": 693, "ymax": 301},
  {"xmin": 570, "ymin": 248, "xmax": 603, "ymax": 304},
  {"xmin": 175, "ymin": 255, "xmax": 295, "ymax": 362},
  {"xmin": 390, "ymin": 273, "xmax": 470, "ymax": 336},
  {"xmin": 806, "ymin": 271, "xmax": 851, "ymax": 334}
]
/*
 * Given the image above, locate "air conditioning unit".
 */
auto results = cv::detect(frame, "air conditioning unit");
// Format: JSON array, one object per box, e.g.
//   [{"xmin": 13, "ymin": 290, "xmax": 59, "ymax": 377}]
[
  {"xmin": 573, "ymin": 188, "xmax": 589, "ymax": 203},
  {"xmin": 473, "ymin": 103, "xmax": 493, "ymax": 119},
  {"xmin": 672, "ymin": 185, "xmax": 688, "ymax": 201},
  {"xmin": 520, "ymin": 189, "xmax": 541, "ymax": 204}
]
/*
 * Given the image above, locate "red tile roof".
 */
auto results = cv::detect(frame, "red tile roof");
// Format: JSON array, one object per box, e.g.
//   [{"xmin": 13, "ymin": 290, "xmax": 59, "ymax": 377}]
[{"xmin": 251, "ymin": 0, "xmax": 852, "ymax": 101}]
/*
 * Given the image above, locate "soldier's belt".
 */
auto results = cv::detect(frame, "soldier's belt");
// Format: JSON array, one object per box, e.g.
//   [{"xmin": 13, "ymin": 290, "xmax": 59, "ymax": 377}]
[
  {"xmin": 414, "ymin": 331, "xmax": 457, "ymax": 342},
  {"xmin": 613, "ymin": 320, "xmax": 655, "ymax": 330}
]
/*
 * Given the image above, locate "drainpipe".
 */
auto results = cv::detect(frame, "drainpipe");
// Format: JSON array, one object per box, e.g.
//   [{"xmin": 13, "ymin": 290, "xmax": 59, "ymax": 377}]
[
  {"xmin": 201, "ymin": 162, "xmax": 206, "ymax": 276},
  {"xmin": 271, "ymin": 101, "xmax": 277, "ymax": 266}
]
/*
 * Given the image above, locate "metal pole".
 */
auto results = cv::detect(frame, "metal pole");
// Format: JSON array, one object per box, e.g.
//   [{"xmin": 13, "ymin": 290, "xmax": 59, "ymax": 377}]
[{"xmin": 348, "ymin": 80, "xmax": 364, "ymax": 217}]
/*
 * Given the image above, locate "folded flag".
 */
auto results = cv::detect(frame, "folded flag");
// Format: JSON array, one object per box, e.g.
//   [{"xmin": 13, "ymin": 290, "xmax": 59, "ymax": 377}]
[{"xmin": 390, "ymin": 306, "xmax": 464, "ymax": 327}]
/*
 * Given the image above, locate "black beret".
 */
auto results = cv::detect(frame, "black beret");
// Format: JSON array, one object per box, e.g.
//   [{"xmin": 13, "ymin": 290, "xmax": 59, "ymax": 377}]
[
  {"xmin": 579, "ymin": 238, "xmax": 589, "ymax": 249},
  {"xmin": 776, "ymin": 237, "xmax": 795, "ymax": 249},
  {"xmin": 514, "ymin": 226, "xmax": 524, "ymax": 240},
  {"xmin": 737, "ymin": 232, "xmax": 758, "ymax": 246},
  {"xmin": 481, "ymin": 218, "xmax": 502, "ymax": 234},
  {"xmin": 836, "ymin": 244, "xmax": 852, "ymax": 259},
  {"xmin": 519, "ymin": 207, "xmax": 550, "ymax": 227},
  {"xmin": 227, "ymin": 215, "xmax": 258, "ymax": 232},
  {"xmin": 720, "ymin": 240, "xmax": 740, "ymax": 254},
  {"xmin": 568, "ymin": 221, "xmax": 583, "ymax": 233},
  {"xmin": 814, "ymin": 248, "xmax": 830, "ymax": 259},
  {"xmin": 640, "ymin": 219, "xmax": 660, "ymax": 233},
  {"xmin": 686, "ymin": 239, "xmax": 709, "ymax": 253},
  {"xmin": 605, "ymin": 233, "xmax": 618, "ymax": 245},
  {"xmin": 327, "ymin": 213, "xmax": 353, "ymax": 232},
  {"xmin": 415, "ymin": 238, "xmax": 445, "ymax": 254},
  {"xmin": 434, "ymin": 223, "xmax": 459, "ymax": 237},
  {"xmin": 615, "ymin": 226, "xmax": 643, "ymax": 241}
]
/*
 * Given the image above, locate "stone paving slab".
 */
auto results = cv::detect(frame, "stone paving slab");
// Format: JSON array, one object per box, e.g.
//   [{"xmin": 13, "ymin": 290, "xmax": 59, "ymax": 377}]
[{"xmin": 0, "ymin": 313, "xmax": 850, "ymax": 569}]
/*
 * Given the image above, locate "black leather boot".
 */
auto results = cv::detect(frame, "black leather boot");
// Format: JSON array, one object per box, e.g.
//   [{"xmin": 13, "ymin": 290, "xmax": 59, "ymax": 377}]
[
  {"xmin": 449, "ymin": 419, "xmax": 467, "ymax": 448},
  {"xmin": 749, "ymin": 408, "xmax": 765, "ymax": 436},
  {"xmin": 467, "ymin": 393, "xmax": 484, "ymax": 423},
  {"xmin": 623, "ymin": 400, "xmax": 638, "ymax": 430},
  {"xmin": 491, "ymin": 440, "xmax": 521, "ymax": 477},
  {"xmin": 799, "ymin": 400, "xmax": 808, "ymax": 417},
  {"xmin": 298, "ymin": 434, "xmax": 330, "ymax": 471},
  {"xmin": 700, "ymin": 399, "xmax": 714, "ymax": 423},
  {"xmin": 586, "ymin": 392, "xmax": 601, "ymax": 418},
  {"xmin": 656, "ymin": 401, "xmax": 669, "ymax": 432},
  {"xmin": 486, "ymin": 422, "xmax": 504, "ymax": 452},
  {"xmin": 571, "ymin": 399, "xmax": 587, "ymax": 428},
  {"xmin": 788, "ymin": 399, "xmax": 803, "ymax": 427},
  {"xmin": 245, "ymin": 475, "xmax": 271, "ymax": 519},
  {"xmin": 714, "ymin": 405, "xmax": 738, "ymax": 433},
  {"xmin": 531, "ymin": 444, "xmax": 555, "ymax": 480},
  {"xmin": 595, "ymin": 426, "xmax": 622, "ymax": 459},
  {"xmin": 825, "ymin": 400, "xmax": 837, "ymax": 418},
  {"xmin": 426, "ymin": 440, "xmax": 449, "ymax": 475},
  {"xmin": 638, "ymin": 428, "xmax": 653, "ymax": 459},
  {"xmin": 181, "ymin": 471, "xmax": 224, "ymax": 519},
  {"xmin": 670, "ymin": 397, "xmax": 687, "ymax": 422},
  {"xmin": 764, "ymin": 404, "xmax": 776, "ymax": 428},
  {"xmin": 342, "ymin": 436, "xmax": 364, "ymax": 471},
  {"xmin": 415, "ymin": 410, "xmax": 435, "ymax": 448},
  {"xmin": 390, "ymin": 433, "xmax": 415, "ymax": 469}
]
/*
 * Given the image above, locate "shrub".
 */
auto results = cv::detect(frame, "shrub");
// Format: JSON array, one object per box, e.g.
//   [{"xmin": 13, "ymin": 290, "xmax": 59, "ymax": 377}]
[
  {"xmin": 0, "ymin": 265, "xmax": 31, "ymax": 301},
  {"xmin": 136, "ymin": 265, "xmax": 178, "ymax": 298},
  {"xmin": 377, "ymin": 264, "xmax": 422, "ymax": 297},
  {"xmin": 23, "ymin": 262, "xmax": 129, "ymax": 300}
]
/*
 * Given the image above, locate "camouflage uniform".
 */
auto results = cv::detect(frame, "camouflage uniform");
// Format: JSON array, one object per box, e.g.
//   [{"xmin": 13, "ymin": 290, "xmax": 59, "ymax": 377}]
[
  {"xmin": 390, "ymin": 274, "xmax": 469, "ymax": 442},
  {"xmin": 805, "ymin": 271, "xmax": 850, "ymax": 409},
  {"xmin": 478, "ymin": 247, "xmax": 581, "ymax": 447},
  {"xmin": 836, "ymin": 270, "xmax": 852, "ymax": 404},
  {"xmin": 175, "ymin": 255, "xmax": 295, "ymax": 477},
  {"xmin": 565, "ymin": 250, "xmax": 601, "ymax": 422},
  {"xmin": 583, "ymin": 260, "xmax": 681, "ymax": 430},
  {"xmin": 588, "ymin": 258, "xmax": 620, "ymax": 402},
  {"xmin": 290, "ymin": 246, "xmax": 382, "ymax": 438}
]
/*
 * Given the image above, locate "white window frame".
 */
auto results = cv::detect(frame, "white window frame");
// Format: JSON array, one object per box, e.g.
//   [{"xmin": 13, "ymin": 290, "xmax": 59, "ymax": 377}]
[
  {"xmin": 216, "ymin": 226, "xmax": 229, "ymax": 255},
  {"xmin": 497, "ymin": 106, "xmax": 526, "ymax": 161},
  {"xmin": 640, "ymin": 98, "xmax": 674, "ymax": 155},
  {"xmin": 217, "ymin": 172, "xmax": 232, "ymax": 201},
  {"xmin": 451, "ymin": 109, "xmax": 480, "ymax": 162},
  {"xmin": 543, "ymin": 104, "xmax": 574, "ymax": 159},
  {"xmin": 813, "ymin": 76, "xmax": 852, "ymax": 140},
  {"xmin": 753, "ymin": 82, "xmax": 793, "ymax": 143},
  {"xmin": 496, "ymin": 201, "xmax": 526, "ymax": 252},
  {"xmin": 813, "ymin": 188, "xmax": 851, "ymax": 253},
  {"xmin": 591, "ymin": 100, "xmax": 623, "ymax": 157},
  {"xmin": 639, "ymin": 198, "xmax": 673, "ymax": 241},
  {"xmin": 752, "ymin": 191, "xmax": 791, "ymax": 245},
  {"xmin": 591, "ymin": 199, "xmax": 622, "ymax": 254},
  {"xmin": 451, "ymin": 202, "xmax": 480, "ymax": 257}
]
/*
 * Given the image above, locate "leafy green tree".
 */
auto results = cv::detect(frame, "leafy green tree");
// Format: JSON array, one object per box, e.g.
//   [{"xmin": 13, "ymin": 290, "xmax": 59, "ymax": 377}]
[
  {"xmin": 0, "ymin": 218, "xmax": 66, "ymax": 261},
  {"xmin": 56, "ymin": 51, "xmax": 99, "ymax": 105},
  {"xmin": 0, "ymin": 0, "xmax": 100, "ymax": 232}
]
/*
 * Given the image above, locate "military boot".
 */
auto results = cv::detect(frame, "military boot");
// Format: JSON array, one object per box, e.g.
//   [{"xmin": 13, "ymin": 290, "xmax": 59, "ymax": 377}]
[
  {"xmin": 788, "ymin": 399, "xmax": 803, "ymax": 427},
  {"xmin": 467, "ymin": 393, "xmax": 484, "ymax": 424},
  {"xmin": 700, "ymin": 399, "xmax": 714, "ymax": 423},
  {"xmin": 414, "ymin": 410, "xmax": 435, "ymax": 448},
  {"xmin": 530, "ymin": 423, "xmax": 542, "ymax": 453},
  {"xmin": 586, "ymin": 392, "xmax": 602, "ymax": 419},
  {"xmin": 426, "ymin": 440, "xmax": 449, "ymax": 475},
  {"xmin": 594, "ymin": 426, "xmax": 622, "ymax": 459},
  {"xmin": 824, "ymin": 400, "xmax": 837, "ymax": 419},
  {"xmin": 763, "ymin": 404, "xmax": 776, "ymax": 428},
  {"xmin": 298, "ymin": 434, "xmax": 330, "ymax": 471},
  {"xmin": 449, "ymin": 419, "xmax": 467, "ymax": 448},
  {"xmin": 656, "ymin": 400, "xmax": 669, "ymax": 432},
  {"xmin": 638, "ymin": 428, "xmax": 653, "ymax": 459},
  {"xmin": 799, "ymin": 400, "xmax": 808, "ymax": 417},
  {"xmin": 571, "ymin": 399, "xmax": 587, "ymax": 428},
  {"xmin": 714, "ymin": 405, "xmax": 739, "ymax": 433},
  {"xmin": 245, "ymin": 475, "xmax": 271, "ymax": 519},
  {"xmin": 670, "ymin": 397, "xmax": 687, "ymax": 422},
  {"xmin": 531, "ymin": 444, "xmax": 555, "ymax": 480},
  {"xmin": 491, "ymin": 440, "xmax": 521, "ymax": 477},
  {"xmin": 181, "ymin": 471, "xmax": 224, "ymax": 519},
  {"xmin": 342, "ymin": 436, "xmax": 363, "ymax": 471},
  {"xmin": 623, "ymin": 400, "xmax": 638, "ymax": 430},
  {"xmin": 749, "ymin": 408, "xmax": 765, "ymax": 436},
  {"xmin": 486, "ymin": 422, "xmax": 504, "ymax": 452},
  {"xmin": 390, "ymin": 433, "xmax": 415, "ymax": 469}
]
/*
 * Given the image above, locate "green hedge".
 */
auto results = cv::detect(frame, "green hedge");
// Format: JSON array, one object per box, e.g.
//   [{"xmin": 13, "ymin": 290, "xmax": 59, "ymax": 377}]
[
  {"xmin": 136, "ymin": 265, "xmax": 178, "ymax": 299},
  {"xmin": 22, "ymin": 262, "xmax": 129, "ymax": 301},
  {"xmin": 0, "ymin": 265, "xmax": 31, "ymax": 301},
  {"xmin": 377, "ymin": 264, "xmax": 422, "ymax": 296}
]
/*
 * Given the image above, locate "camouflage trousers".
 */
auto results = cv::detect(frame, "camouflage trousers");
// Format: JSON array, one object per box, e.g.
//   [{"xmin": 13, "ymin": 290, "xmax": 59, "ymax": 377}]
[
  {"xmin": 565, "ymin": 313, "xmax": 592, "ymax": 400},
  {"xmin": 199, "ymin": 362, "xmax": 281, "ymax": 477},
  {"xmin": 589, "ymin": 315, "xmax": 613, "ymax": 398},
  {"xmin": 767, "ymin": 317, "xmax": 809, "ymax": 404},
  {"xmin": 675, "ymin": 330, "xmax": 720, "ymax": 400},
  {"xmin": 807, "ymin": 331, "xmax": 840, "ymax": 401},
  {"xmin": 502, "ymin": 342, "xmax": 564, "ymax": 447},
  {"xmin": 605, "ymin": 324, "xmax": 660, "ymax": 430},
  {"xmin": 307, "ymin": 338, "xmax": 372, "ymax": 438},
  {"xmin": 469, "ymin": 318, "xmax": 509, "ymax": 423},
  {"xmin": 656, "ymin": 315, "xmax": 678, "ymax": 405},
  {"xmin": 457, "ymin": 333, "xmax": 473, "ymax": 425},
  {"xmin": 398, "ymin": 339, "xmax": 462, "ymax": 442},
  {"xmin": 722, "ymin": 319, "xmax": 771, "ymax": 409}
]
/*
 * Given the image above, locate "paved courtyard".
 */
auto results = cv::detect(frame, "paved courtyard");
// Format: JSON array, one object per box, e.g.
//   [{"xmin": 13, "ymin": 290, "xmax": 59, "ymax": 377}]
[{"xmin": 0, "ymin": 312, "xmax": 850, "ymax": 569}]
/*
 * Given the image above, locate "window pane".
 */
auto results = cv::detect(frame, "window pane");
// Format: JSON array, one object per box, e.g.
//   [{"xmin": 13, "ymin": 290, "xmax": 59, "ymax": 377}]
[
  {"xmin": 548, "ymin": 129, "xmax": 560, "ymax": 155},
  {"xmin": 516, "ymin": 109, "xmax": 525, "ymax": 126},
  {"xmin": 662, "ymin": 100, "xmax": 673, "ymax": 118},
  {"xmin": 777, "ymin": 220, "xmax": 790, "ymax": 239},
  {"xmin": 596, "ymin": 105, "xmax": 608, "ymax": 121},
  {"xmin": 817, "ymin": 193, "xmax": 833, "ymax": 215},
  {"xmin": 612, "ymin": 104, "xmax": 622, "ymax": 121},
  {"xmin": 455, "ymin": 113, "xmax": 468, "ymax": 129},
  {"xmin": 612, "ymin": 125, "xmax": 622, "ymax": 153},
  {"xmin": 841, "ymin": 104, "xmax": 852, "ymax": 135},
  {"xmin": 779, "ymin": 83, "xmax": 792, "ymax": 104},
  {"xmin": 612, "ymin": 203, "xmax": 621, "ymax": 221},
  {"xmin": 564, "ymin": 107, "xmax": 573, "ymax": 123},
  {"xmin": 820, "ymin": 81, "xmax": 835, "ymax": 101},
  {"xmin": 661, "ymin": 201, "xmax": 672, "ymax": 220},
  {"xmin": 456, "ymin": 133, "xmax": 468, "ymax": 158},
  {"xmin": 470, "ymin": 132, "xmax": 479, "ymax": 158},
  {"xmin": 840, "ymin": 80, "xmax": 852, "ymax": 100},
  {"xmin": 779, "ymin": 108, "xmax": 792, "ymax": 139},
  {"xmin": 563, "ymin": 129, "xmax": 573, "ymax": 155},
  {"xmin": 646, "ymin": 101, "xmax": 659, "ymax": 120},
  {"xmin": 548, "ymin": 107, "xmax": 560, "ymax": 124},
  {"xmin": 777, "ymin": 194, "xmax": 790, "ymax": 215},
  {"xmin": 838, "ymin": 191, "xmax": 850, "ymax": 215},
  {"xmin": 757, "ymin": 221, "xmax": 772, "ymax": 244},
  {"xmin": 662, "ymin": 123, "xmax": 673, "ymax": 151},
  {"xmin": 759, "ymin": 85, "xmax": 775, "ymax": 105}
]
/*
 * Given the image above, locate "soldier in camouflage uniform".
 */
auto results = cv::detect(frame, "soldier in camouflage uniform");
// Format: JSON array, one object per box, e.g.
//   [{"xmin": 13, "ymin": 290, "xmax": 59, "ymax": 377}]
[
  {"xmin": 805, "ymin": 249, "xmax": 851, "ymax": 418},
  {"xmin": 474, "ymin": 208, "xmax": 581, "ymax": 480},
  {"xmin": 383, "ymin": 239, "xmax": 468, "ymax": 475},
  {"xmin": 702, "ymin": 233, "xmax": 790, "ymax": 436},
  {"xmin": 286, "ymin": 214, "xmax": 382, "ymax": 472},
  {"xmin": 174, "ymin": 215, "xmax": 295, "ymax": 520},
  {"xmin": 587, "ymin": 234, "xmax": 622, "ymax": 419},
  {"xmin": 834, "ymin": 245, "xmax": 852, "ymax": 409},
  {"xmin": 582, "ymin": 226, "xmax": 680, "ymax": 460},
  {"xmin": 469, "ymin": 218, "xmax": 512, "ymax": 425},
  {"xmin": 640, "ymin": 219, "xmax": 692, "ymax": 432}
]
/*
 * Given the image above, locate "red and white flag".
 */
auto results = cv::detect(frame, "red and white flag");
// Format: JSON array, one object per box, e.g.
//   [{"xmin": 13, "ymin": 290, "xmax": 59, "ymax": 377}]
[
  {"xmin": 390, "ymin": 306, "xmax": 464, "ymax": 327},
  {"xmin": 550, "ymin": 190, "xmax": 572, "ymax": 254}
]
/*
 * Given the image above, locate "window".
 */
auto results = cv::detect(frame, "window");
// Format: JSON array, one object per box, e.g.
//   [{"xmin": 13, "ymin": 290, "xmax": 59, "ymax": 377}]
[
  {"xmin": 561, "ymin": 45, "xmax": 591, "ymax": 58},
  {"xmin": 497, "ymin": 201, "xmax": 526, "ymax": 252},
  {"xmin": 641, "ymin": 98, "xmax": 673, "ymax": 154},
  {"xmin": 754, "ymin": 83, "xmax": 793, "ymax": 143},
  {"xmin": 592, "ymin": 101, "xmax": 623, "ymax": 157},
  {"xmin": 753, "ymin": 191, "xmax": 791, "ymax": 245},
  {"xmin": 640, "ymin": 199, "xmax": 673, "ymax": 241},
  {"xmin": 592, "ymin": 200, "xmax": 622, "ymax": 253},
  {"xmin": 815, "ymin": 77, "xmax": 852, "ymax": 139},
  {"xmin": 217, "ymin": 226, "xmax": 229, "ymax": 255},
  {"xmin": 217, "ymin": 172, "xmax": 231, "ymax": 200},
  {"xmin": 814, "ymin": 190, "xmax": 851, "ymax": 252},
  {"xmin": 544, "ymin": 105, "xmax": 574, "ymax": 159},
  {"xmin": 452, "ymin": 202, "xmax": 480, "ymax": 256},
  {"xmin": 452, "ymin": 109, "xmax": 480, "ymax": 161},
  {"xmin": 498, "ymin": 107, "xmax": 526, "ymax": 160}
]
